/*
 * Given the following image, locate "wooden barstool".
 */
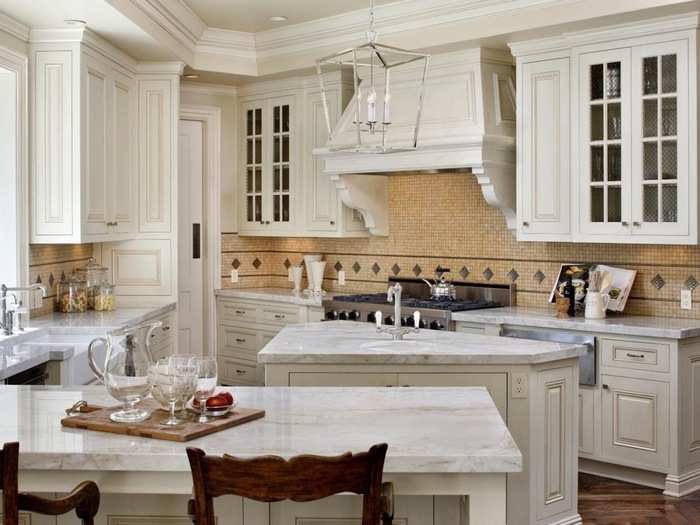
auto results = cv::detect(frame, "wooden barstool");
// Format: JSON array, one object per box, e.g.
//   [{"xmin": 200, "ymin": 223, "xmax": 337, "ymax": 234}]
[
  {"xmin": 1, "ymin": 442, "xmax": 100, "ymax": 525},
  {"xmin": 187, "ymin": 443, "xmax": 394, "ymax": 525}
]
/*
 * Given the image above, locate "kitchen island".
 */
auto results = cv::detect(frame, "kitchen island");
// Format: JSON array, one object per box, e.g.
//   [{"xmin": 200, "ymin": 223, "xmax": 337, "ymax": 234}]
[
  {"xmin": 260, "ymin": 321, "xmax": 588, "ymax": 525},
  {"xmin": 1, "ymin": 385, "xmax": 519, "ymax": 525}
]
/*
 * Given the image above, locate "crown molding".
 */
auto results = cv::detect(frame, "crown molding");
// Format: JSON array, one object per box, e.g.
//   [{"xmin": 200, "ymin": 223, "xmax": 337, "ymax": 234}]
[
  {"xmin": 0, "ymin": 11, "xmax": 29, "ymax": 42},
  {"xmin": 180, "ymin": 80, "xmax": 238, "ymax": 97},
  {"xmin": 136, "ymin": 61, "xmax": 186, "ymax": 75},
  {"xmin": 509, "ymin": 11, "xmax": 700, "ymax": 56}
]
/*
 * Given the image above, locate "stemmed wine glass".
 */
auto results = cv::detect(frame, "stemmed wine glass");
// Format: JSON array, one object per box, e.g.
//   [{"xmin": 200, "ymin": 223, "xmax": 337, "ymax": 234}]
[
  {"xmin": 195, "ymin": 357, "xmax": 218, "ymax": 423},
  {"xmin": 149, "ymin": 358, "xmax": 197, "ymax": 426}
]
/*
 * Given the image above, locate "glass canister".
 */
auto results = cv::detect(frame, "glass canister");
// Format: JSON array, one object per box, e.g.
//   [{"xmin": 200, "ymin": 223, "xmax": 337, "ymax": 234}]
[
  {"xmin": 76, "ymin": 257, "xmax": 109, "ymax": 309},
  {"xmin": 93, "ymin": 282, "xmax": 116, "ymax": 312},
  {"xmin": 57, "ymin": 273, "xmax": 88, "ymax": 313}
]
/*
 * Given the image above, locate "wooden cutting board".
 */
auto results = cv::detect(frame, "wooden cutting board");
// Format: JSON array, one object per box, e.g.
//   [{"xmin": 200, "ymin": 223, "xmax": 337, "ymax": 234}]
[{"xmin": 61, "ymin": 399, "xmax": 265, "ymax": 442}]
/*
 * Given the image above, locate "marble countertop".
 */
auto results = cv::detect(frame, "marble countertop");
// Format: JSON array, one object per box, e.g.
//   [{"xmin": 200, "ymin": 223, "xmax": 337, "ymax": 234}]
[
  {"xmin": 2, "ymin": 385, "xmax": 521, "ymax": 475},
  {"xmin": 452, "ymin": 307, "xmax": 700, "ymax": 340},
  {"xmin": 215, "ymin": 288, "xmax": 331, "ymax": 307},
  {"xmin": 0, "ymin": 304, "xmax": 175, "ymax": 380},
  {"xmin": 258, "ymin": 321, "xmax": 587, "ymax": 365}
]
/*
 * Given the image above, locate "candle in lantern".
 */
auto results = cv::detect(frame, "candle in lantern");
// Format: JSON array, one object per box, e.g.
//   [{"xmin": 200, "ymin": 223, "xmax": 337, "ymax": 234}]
[{"xmin": 367, "ymin": 88, "xmax": 377, "ymax": 123}]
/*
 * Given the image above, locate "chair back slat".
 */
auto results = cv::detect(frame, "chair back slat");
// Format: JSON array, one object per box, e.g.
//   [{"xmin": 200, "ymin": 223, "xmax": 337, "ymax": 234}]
[
  {"xmin": 187, "ymin": 443, "xmax": 387, "ymax": 525},
  {"xmin": 2, "ymin": 442, "xmax": 20, "ymax": 525}
]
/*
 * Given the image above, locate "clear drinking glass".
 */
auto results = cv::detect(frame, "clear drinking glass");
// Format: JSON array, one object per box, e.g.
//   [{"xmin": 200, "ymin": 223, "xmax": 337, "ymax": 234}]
[
  {"xmin": 195, "ymin": 357, "xmax": 218, "ymax": 423},
  {"xmin": 149, "ymin": 358, "xmax": 197, "ymax": 426}
]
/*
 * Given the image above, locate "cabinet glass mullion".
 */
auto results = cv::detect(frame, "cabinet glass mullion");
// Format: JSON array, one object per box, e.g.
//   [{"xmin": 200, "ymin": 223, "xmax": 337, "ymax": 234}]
[
  {"xmin": 245, "ymin": 107, "xmax": 264, "ymax": 223},
  {"xmin": 271, "ymin": 103, "xmax": 291, "ymax": 223}
]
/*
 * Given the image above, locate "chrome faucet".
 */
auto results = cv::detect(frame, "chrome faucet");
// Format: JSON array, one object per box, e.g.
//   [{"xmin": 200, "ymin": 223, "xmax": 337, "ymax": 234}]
[
  {"xmin": 375, "ymin": 282, "xmax": 420, "ymax": 341},
  {"xmin": 1, "ymin": 283, "xmax": 48, "ymax": 336}
]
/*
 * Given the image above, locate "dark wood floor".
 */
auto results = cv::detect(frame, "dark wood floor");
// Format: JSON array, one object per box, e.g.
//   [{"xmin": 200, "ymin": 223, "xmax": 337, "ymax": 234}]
[{"xmin": 579, "ymin": 473, "xmax": 700, "ymax": 524}]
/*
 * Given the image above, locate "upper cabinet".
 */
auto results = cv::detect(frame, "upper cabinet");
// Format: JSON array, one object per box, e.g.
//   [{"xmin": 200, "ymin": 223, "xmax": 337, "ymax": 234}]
[
  {"xmin": 237, "ymin": 73, "xmax": 369, "ymax": 237},
  {"xmin": 512, "ymin": 14, "xmax": 698, "ymax": 244},
  {"xmin": 30, "ymin": 30, "xmax": 137, "ymax": 244}
]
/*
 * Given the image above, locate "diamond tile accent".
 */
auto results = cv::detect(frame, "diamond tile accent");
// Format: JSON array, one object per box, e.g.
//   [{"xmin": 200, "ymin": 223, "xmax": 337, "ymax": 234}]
[
  {"xmin": 412, "ymin": 264, "xmax": 422, "ymax": 276},
  {"xmin": 483, "ymin": 267, "xmax": 494, "ymax": 281},
  {"xmin": 232, "ymin": 259, "xmax": 241, "ymax": 270},
  {"xmin": 685, "ymin": 275, "xmax": 699, "ymax": 291},
  {"xmin": 459, "ymin": 266, "xmax": 470, "ymax": 279},
  {"xmin": 60, "ymin": 271, "xmax": 66, "ymax": 281},
  {"xmin": 651, "ymin": 273, "xmax": 665, "ymax": 290},
  {"xmin": 371, "ymin": 263, "xmax": 381, "ymax": 275},
  {"xmin": 391, "ymin": 264, "xmax": 401, "ymax": 276},
  {"xmin": 283, "ymin": 258, "xmax": 291, "ymax": 269},
  {"xmin": 353, "ymin": 262, "xmax": 361, "ymax": 274},
  {"xmin": 35, "ymin": 275, "xmax": 42, "ymax": 284},
  {"xmin": 48, "ymin": 273, "xmax": 55, "ymax": 288},
  {"xmin": 507, "ymin": 269, "xmax": 519, "ymax": 282},
  {"xmin": 334, "ymin": 261, "xmax": 343, "ymax": 272},
  {"xmin": 534, "ymin": 270, "xmax": 546, "ymax": 284},
  {"xmin": 252, "ymin": 258, "xmax": 262, "ymax": 270}
]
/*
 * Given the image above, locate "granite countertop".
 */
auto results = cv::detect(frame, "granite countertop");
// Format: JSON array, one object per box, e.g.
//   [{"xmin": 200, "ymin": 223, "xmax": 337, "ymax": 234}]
[
  {"xmin": 2, "ymin": 385, "xmax": 521, "ymax": 475},
  {"xmin": 258, "ymin": 321, "xmax": 587, "ymax": 365},
  {"xmin": 215, "ymin": 288, "xmax": 332, "ymax": 307},
  {"xmin": 451, "ymin": 306, "xmax": 700, "ymax": 340},
  {"xmin": 0, "ymin": 303, "xmax": 176, "ymax": 380}
]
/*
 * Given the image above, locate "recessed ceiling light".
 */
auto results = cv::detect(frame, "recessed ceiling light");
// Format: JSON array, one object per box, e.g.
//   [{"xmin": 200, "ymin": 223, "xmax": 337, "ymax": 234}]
[
  {"xmin": 64, "ymin": 19, "xmax": 87, "ymax": 26},
  {"xmin": 268, "ymin": 16, "xmax": 288, "ymax": 22},
  {"xmin": 183, "ymin": 74, "xmax": 199, "ymax": 80}
]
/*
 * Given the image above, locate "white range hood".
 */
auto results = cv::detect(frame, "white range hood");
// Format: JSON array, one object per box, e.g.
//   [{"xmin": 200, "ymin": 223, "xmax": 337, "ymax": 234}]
[{"xmin": 314, "ymin": 48, "xmax": 517, "ymax": 236}]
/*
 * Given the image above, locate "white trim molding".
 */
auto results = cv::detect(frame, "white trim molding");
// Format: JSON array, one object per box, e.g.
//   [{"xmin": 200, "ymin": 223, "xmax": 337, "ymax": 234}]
[
  {"xmin": 179, "ymin": 104, "xmax": 222, "ymax": 357},
  {"xmin": 180, "ymin": 81, "xmax": 237, "ymax": 98}
]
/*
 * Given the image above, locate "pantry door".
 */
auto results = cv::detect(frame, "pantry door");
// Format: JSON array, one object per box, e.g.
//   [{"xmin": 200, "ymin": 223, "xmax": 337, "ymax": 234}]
[{"xmin": 178, "ymin": 119, "xmax": 205, "ymax": 355}]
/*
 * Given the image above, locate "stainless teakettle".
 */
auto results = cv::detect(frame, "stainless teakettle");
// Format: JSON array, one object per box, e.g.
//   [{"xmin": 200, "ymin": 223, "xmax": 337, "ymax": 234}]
[{"xmin": 422, "ymin": 268, "xmax": 456, "ymax": 301}]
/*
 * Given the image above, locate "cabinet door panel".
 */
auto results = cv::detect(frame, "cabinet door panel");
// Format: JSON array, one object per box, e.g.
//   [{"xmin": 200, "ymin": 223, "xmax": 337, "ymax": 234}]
[
  {"xmin": 32, "ymin": 50, "xmax": 74, "ymax": 238},
  {"xmin": 397, "ymin": 373, "xmax": 507, "ymax": 419},
  {"xmin": 601, "ymin": 374, "xmax": 669, "ymax": 470},
  {"xmin": 579, "ymin": 386, "xmax": 596, "ymax": 456},
  {"xmin": 578, "ymin": 49, "xmax": 632, "ymax": 238},
  {"xmin": 83, "ymin": 54, "xmax": 110, "ymax": 236},
  {"xmin": 305, "ymin": 91, "xmax": 339, "ymax": 232},
  {"xmin": 519, "ymin": 58, "xmax": 570, "ymax": 239},
  {"xmin": 112, "ymin": 69, "xmax": 136, "ymax": 234},
  {"xmin": 239, "ymin": 102, "xmax": 267, "ymax": 233},
  {"xmin": 631, "ymin": 40, "xmax": 689, "ymax": 238}
]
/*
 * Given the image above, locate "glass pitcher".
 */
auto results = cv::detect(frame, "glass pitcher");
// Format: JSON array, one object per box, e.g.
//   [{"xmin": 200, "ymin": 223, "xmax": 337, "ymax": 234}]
[{"xmin": 88, "ymin": 320, "xmax": 162, "ymax": 423}]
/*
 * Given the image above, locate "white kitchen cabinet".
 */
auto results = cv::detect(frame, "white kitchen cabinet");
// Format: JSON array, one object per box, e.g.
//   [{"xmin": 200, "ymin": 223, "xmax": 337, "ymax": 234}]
[
  {"xmin": 239, "ymin": 95, "xmax": 299, "ymax": 235},
  {"xmin": 578, "ymin": 386, "xmax": 596, "ymax": 456},
  {"xmin": 600, "ymin": 374, "xmax": 670, "ymax": 471},
  {"xmin": 30, "ymin": 35, "xmax": 137, "ymax": 243},
  {"xmin": 237, "ymin": 73, "xmax": 369, "ymax": 238},
  {"xmin": 510, "ymin": 15, "xmax": 698, "ymax": 244},
  {"xmin": 517, "ymin": 57, "xmax": 571, "ymax": 240}
]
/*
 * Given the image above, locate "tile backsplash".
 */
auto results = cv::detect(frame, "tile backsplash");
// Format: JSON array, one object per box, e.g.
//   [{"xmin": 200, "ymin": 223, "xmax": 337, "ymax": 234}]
[
  {"xmin": 222, "ymin": 172, "xmax": 700, "ymax": 319},
  {"xmin": 29, "ymin": 244, "xmax": 93, "ymax": 316}
]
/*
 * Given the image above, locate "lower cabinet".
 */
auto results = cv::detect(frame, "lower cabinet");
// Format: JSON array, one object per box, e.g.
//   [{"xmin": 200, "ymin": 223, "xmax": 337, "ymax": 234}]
[
  {"xmin": 578, "ymin": 386, "xmax": 596, "ymax": 456},
  {"xmin": 290, "ymin": 372, "xmax": 398, "ymax": 387},
  {"xmin": 600, "ymin": 374, "xmax": 670, "ymax": 471},
  {"xmin": 149, "ymin": 310, "xmax": 177, "ymax": 362}
]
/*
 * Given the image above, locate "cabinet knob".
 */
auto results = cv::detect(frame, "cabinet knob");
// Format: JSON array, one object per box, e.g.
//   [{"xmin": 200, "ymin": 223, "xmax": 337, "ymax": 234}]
[
  {"xmin": 621, "ymin": 221, "xmax": 629, "ymax": 226},
  {"xmin": 522, "ymin": 221, "xmax": 529, "ymax": 227},
  {"xmin": 602, "ymin": 384, "xmax": 609, "ymax": 390},
  {"xmin": 265, "ymin": 221, "xmax": 270, "ymax": 225},
  {"xmin": 330, "ymin": 221, "xmax": 335, "ymax": 225},
  {"xmin": 162, "ymin": 325, "xmax": 171, "ymax": 332},
  {"xmin": 633, "ymin": 221, "xmax": 641, "ymax": 227}
]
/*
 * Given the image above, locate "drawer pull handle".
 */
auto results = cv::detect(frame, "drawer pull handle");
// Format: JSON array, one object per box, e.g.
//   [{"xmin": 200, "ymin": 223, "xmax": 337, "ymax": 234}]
[
  {"xmin": 274, "ymin": 314, "xmax": 286, "ymax": 319},
  {"xmin": 236, "ymin": 369, "xmax": 246, "ymax": 375},
  {"xmin": 235, "ymin": 310, "xmax": 245, "ymax": 315},
  {"xmin": 162, "ymin": 325, "xmax": 171, "ymax": 332},
  {"xmin": 626, "ymin": 352, "xmax": 645, "ymax": 358},
  {"xmin": 235, "ymin": 338, "xmax": 246, "ymax": 343}
]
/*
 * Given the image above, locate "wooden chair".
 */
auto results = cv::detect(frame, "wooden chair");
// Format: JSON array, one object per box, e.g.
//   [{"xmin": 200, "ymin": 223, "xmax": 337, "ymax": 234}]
[
  {"xmin": 187, "ymin": 443, "xmax": 394, "ymax": 525},
  {"xmin": 1, "ymin": 442, "xmax": 100, "ymax": 525}
]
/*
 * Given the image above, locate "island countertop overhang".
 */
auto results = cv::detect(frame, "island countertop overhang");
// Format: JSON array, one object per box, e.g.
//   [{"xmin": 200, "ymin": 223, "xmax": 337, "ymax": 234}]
[{"xmin": 258, "ymin": 321, "xmax": 587, "ymax": 365}]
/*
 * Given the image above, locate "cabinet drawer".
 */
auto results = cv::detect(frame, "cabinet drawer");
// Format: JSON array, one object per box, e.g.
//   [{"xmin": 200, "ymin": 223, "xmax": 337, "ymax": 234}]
[
  {"xmin": 219, "ymin": 325, "xmax": 258, "ymax": 352},
  {"xmin": 289, "ymin": 372, "xmax": 398, "ymax": 387},
  {"xmin": 260, "ymin": 305, "xmax": 300, "ymax": 326},
  {"xmin": 219, "ymin": 300, "xmax": 257, "ymax": 323},
  {"xmin": 600, "ymin": 338, "xmax": 670, "ymax": 373},
  {"xmin": 219, "ymin": 359, "xmax": 257, "ymax": 385}
]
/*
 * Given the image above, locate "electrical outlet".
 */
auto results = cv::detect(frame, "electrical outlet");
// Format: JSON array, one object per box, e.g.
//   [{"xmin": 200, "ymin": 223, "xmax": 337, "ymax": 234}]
[
  {"xmin": 511, "ymin": 372, "xmax": 528, "ymax": 398},
  {"xmin": 681, "ymin": 289, "xmax": 692, "ymax": 310},
  {"xmin": 338, "ymin": 270, "xmax": 346, "ymax": 286},
  {"xmin": 230, "ymin": 269, "xmax": 239, "ymax": 283}
]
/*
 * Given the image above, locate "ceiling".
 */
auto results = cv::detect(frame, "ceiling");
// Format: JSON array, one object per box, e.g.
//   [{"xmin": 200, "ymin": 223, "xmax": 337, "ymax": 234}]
[
  {"xmin": 0, "ymin": 0, "xmax": 176, "ymax": 60},
  {"xmin": 184, "ymin": 0, "xmax": 398, "ymax": 33}
]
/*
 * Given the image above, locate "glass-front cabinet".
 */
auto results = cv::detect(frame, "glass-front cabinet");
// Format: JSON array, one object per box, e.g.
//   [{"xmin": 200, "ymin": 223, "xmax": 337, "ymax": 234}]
[
  {"xmin": 240, "ymin": 95, "xmax": 297, "ymax": 234},
  {"xmin": 578, "ymin": 39, "xmax": 690, "ymax": 242}
]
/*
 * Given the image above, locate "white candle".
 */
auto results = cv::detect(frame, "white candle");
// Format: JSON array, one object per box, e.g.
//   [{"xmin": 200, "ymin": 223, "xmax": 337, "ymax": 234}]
[
  {"xmin": 367, "ymin": 89, "xmax": 377, "ymax": 123},
  {"xmin": 383, "ymin": 90, "xmax": 391, "ymax": 123},
  {"xmin": 413, "ymin": 311, "xmax": 420, "ymax": 329},
  {"xmin": 375, "ymin": 310, "xmax": 383, "ymax": 329}
]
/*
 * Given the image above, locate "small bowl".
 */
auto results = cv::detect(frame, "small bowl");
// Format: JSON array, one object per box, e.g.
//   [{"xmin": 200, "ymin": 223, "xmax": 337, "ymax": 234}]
[{"xmin": 186, "ymin": 398, "xmax": 237, "ymax": 418}]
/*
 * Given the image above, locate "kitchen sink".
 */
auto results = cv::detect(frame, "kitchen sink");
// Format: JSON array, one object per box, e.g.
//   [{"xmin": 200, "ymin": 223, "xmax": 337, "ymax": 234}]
[{"xmin": 359, "ymin": 340, "xmax": 440, "ymax": 352}]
